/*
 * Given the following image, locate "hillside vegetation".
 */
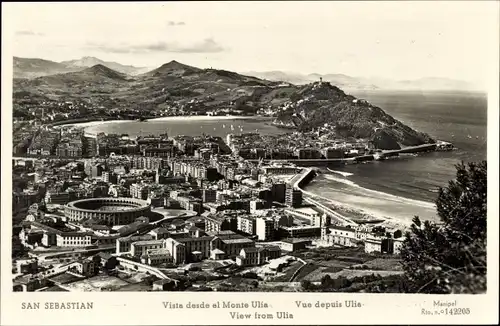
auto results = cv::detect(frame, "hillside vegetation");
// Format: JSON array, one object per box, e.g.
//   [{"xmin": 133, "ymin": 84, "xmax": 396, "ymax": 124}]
[{"xmin": 13, "ymin": 60, "xmax": 435, "ymax": 149}]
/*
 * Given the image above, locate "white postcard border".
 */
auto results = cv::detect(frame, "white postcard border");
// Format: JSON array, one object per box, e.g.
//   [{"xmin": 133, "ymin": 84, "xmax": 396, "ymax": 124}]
[{"xmin": 1, "ymin": 2, "xmax": 499, "ymax": 325}]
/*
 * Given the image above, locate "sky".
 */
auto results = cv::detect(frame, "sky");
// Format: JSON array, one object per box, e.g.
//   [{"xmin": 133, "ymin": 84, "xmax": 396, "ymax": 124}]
[{"xmin": 5, "ymin": 1, "xmax": 498, "ymax": 87}]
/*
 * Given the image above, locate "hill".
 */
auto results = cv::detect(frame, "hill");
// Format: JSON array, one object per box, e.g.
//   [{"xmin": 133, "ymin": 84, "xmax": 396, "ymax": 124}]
[
  {"xmin": 143, "ymin": 60, "xmax": 203, "ymax": 77},
  {"xmin": 13, "ymin": 57, "xmax": 80, "ymax": 79},
  {"xmin": 13, "ymin": 60, "xmax": 434, "ymax": 149},
  {"xmin": 272, "ymin": 82, "xmax": 434, "ymax": 149},
  {"xmin": 14, "ymin": 64, "xmax": 131, "ymax": 99},
  {"xmin": 14, "ymin": 56, "xmax": 148, "ymax": 79}
]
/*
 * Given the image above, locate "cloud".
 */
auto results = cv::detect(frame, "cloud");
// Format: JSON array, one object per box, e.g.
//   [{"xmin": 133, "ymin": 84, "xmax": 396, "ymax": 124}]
[
  {"xmin": 167, "ymin": 21, "xmax": 186, "ymax": 26},
  {"xmin": 87, "ymin": 38, "xmax": 225, "ymax": 54},
  {"xmin": 15, "ymin": 30, "xmax": 44, "ymax": 36}
]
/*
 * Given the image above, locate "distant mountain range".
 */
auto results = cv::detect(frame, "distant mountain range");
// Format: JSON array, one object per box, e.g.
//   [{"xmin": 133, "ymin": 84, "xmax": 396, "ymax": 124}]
[
  {"xmin": 242, "ymin": 71, "xmax": 481, "ymax": 92},
  {"xmin": 13, "ymin": 56, "xmax": 149, "ymax": 79},
  {"xmin": 13, "ymin": 58, "xmax": 437, "ymax": 150},
  {"xmin": 60, "ymin": 57, "xmax": 149, "ymax": 75},
  {"xmin": 14, "ymin": 56, "xmax": 480, "ymax": 91}
]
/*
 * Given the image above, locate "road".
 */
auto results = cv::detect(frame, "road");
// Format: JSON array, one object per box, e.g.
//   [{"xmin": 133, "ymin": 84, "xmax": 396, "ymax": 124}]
[
  {"xmin": 290, "ymin": 168, "xmax": 357, "ymax": 226},
  {"xmin": 303, "ymin": 196, "xmax": 357, "ymax": 226}
]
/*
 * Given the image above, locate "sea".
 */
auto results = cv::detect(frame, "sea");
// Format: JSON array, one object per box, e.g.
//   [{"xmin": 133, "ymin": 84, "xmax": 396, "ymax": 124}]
[{"xmin": 85, "ymin": 90, "xmax": 488, "ymax": 225}]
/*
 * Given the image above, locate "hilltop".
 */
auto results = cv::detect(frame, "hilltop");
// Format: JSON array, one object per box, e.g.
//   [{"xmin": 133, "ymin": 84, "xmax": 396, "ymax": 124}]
[
  {"xmin": 143, "ymin": 60, "xmax": 202, "ymax": 77},
  {"xmin": 14, "ymin": 64, "xmax": 131, "ymax": 100},
  {"xmin": 273, "ymin": 82, "xmax": 434, "ymax": 149},
  {"xmin": 18, "ymin": 64, "xmax": 129, "ymax": 86},
  {"xmin": 13, "ymin": 59, "xmax": 434, "ymax": 149}
]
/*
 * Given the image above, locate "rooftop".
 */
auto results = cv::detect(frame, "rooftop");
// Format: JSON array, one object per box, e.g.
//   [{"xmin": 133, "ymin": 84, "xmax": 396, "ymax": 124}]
[
  {"xmin": 330, "ymin": 225, "xmax": 355, "ymax": 232},
  {"xmin": 132, "ymin": 240, "xmax": 165, "ymax": 246},
  {"xmin": 220, "ymin": 238, "xmax": 254, "ymax": 245}
]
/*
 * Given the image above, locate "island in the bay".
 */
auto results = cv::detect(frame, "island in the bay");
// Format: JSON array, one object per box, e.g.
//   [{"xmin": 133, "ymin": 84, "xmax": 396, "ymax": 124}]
[{"xmin": 12, "ymin": 58, "xmax": 455, "ymax": 293}]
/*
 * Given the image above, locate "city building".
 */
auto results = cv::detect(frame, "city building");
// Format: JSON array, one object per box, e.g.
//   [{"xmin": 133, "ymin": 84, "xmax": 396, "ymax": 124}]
[
  {"xmin": 323, "ymin": 225, "xmax": 356, "ymax": 247},
  {"xmin": 285, "ymin": 185, "xmax": 302, "ymax": 208},
  {"xmin": 130, "ymin": 239, "xmax": 166, "ymax": 257},
  {"xmin": 210, "ymin": 231, "xmax": 255, "ymax": 258},
  {"xmin": 45, "ymin": 191, "xmax": 72, "ymax": 205},
  {"xmin": 279, "ymin": 225, "xmax": 321, "ymax": 238},
  {"xmin": 365, "ymin": 235, "xmax": 383, "ymax": 253},
  {"xmin": 202, "ymin": 189, "xmax": 217, "ymax": 203},
  {"xmin": 237, "ymin": 215, "xmax": 256, "ymax": 236},
  {"xmin": 256, "ymin": 217, "xmax": 275, "ymax": 241},
  {"xmin": 236, "ymin": 246, "xmax": 281, "ymax": 267},
  {"xmin": 141, "ymin": 248, "xmax": 173, "ymax": 266},
  {"xmin": 129, "ymin": 183, "xmax": 150, "ymax": 200},
  {"xmin": 116, "ymin": 235, "xmax": 154, "ymax": 255},
  {"xmin": 56, "ymin": 232, "xmax": 93, "ymax": 247},
  {"xmin": 284, "ymin": 207, "xmax": 319, "ymax": 224},
  {"xmin": 204, "ymin": 214, "xmax": 237, "ymax": 233}
]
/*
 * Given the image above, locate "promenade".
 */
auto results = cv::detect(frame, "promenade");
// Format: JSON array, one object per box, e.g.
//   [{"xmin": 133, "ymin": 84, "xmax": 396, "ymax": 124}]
[{"xmin": 289, "ymin": 168, "xmax": 357, "ymax": 226}]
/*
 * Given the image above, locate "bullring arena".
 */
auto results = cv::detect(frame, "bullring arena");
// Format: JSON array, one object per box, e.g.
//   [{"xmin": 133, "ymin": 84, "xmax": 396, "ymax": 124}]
[{"xmin": 64, "ymin": 197, "xmax": 151, "ymax": 225}]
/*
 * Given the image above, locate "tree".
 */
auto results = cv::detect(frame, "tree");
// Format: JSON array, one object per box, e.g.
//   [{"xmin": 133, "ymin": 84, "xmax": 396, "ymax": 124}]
[
  {"xmin": 301, "ymin": 279, "xmax": 314, "ymax": 291},
  {"xmin": 400, "ymin": 161, "xmax": 487, "ymax": 294},
  {"xmin": 372, "ymin": 226, "xmax": 386, "ymax": 237},
  {"xmin": 321, "ymin": 275, "xmax": 332, "ymax": 288}
]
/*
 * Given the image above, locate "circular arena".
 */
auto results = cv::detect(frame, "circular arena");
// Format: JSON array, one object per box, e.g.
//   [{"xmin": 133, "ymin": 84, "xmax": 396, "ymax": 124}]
[{"xmin": 64, "ymin": 197, "xmax": 151, "ymax": 225}]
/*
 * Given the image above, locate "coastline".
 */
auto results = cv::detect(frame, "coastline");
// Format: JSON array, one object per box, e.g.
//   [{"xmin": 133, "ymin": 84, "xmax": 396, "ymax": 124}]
[
  {"xmin": 302, "ymin": 175, "xmax": 438, "ymax": 230},
  {"xmin": 302, "ymin": 182, "xmax": 413, "ymax": 229},
  {"xmin": 54, "ymin": 115, "xmax": 265, "ymax": 129},
  {"xmin": 290, "ymin": 166, "xmax": 436, "ymax": 231},
  {"xmin": 51, "ymin": 113, "xmax": 443, "ymax": 232}
]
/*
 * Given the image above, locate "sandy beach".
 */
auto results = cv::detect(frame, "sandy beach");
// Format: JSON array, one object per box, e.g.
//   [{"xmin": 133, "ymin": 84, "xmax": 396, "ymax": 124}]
[
  {"xmin": 53, "ymin": 120, "xmax": 130, "ymax": 129},
  {"xmin": 55, "ymin": 115, "xmax": 258, "ymax": 129},
  {"xmin": 301, "ymin": 184, "xmax": 418, "ymax": 231}
]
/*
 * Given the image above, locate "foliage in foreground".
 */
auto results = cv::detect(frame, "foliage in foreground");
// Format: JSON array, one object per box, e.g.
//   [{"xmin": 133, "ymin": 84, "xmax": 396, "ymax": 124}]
[{"xmin": 400, "ymin": 161, "xmax": 487, "ymax": 294}]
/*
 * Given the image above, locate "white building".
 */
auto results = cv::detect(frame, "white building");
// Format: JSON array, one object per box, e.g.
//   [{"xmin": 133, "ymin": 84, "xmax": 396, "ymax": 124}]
[
  {"xmin": 141, "ymin": 248, "xmax": 173, "ymax": 266},
  {"xmin": 256, "ymin": 217, "xmax": 275, "ymax": 241},
  {"xmin": 284, "ymin": 207, "xmax": 319, "ymax": 225},
  {"xmin": 131, "ymin": 239, "xmax": 166, "ymax": 257},
  {"xmin": 323, "ymin": 225, "xmax": 356, "ymax": 247},
  {"xmin": 364, "ymin": 235, "xmax": 383, "ymax": 253},
  {"xmin": 56, "ymin": 232, "xmax": 93, "ymax": 247}
]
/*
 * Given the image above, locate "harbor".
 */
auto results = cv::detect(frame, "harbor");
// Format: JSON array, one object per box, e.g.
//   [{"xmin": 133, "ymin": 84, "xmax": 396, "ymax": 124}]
[{"xmin": 249, "ymin": 142, "xmax": 453, "ymax": 167}]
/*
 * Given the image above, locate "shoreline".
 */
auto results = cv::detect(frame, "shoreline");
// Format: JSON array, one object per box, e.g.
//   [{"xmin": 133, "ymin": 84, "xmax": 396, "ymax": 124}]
[
  {"xmin": 305, "ymin": 185, "xmax": 415, "ymax": 230},
  {"xmin": 321, "ymin": 173, "xmax": 436, "ymax": 209},
  {"xmin": 292, "ymin": 168, "xmax": 436, "ymax": 231},
  {"xmin": 54, "ymin": 115, "xmax": 266, "ymax": 129},
  {"xmin": 303, "ymin": 179, "xmax": 439, "ymax": 230},
  {"xmin": 292, "ymin": 169, "xmax": 395, "ymax": 227}
]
